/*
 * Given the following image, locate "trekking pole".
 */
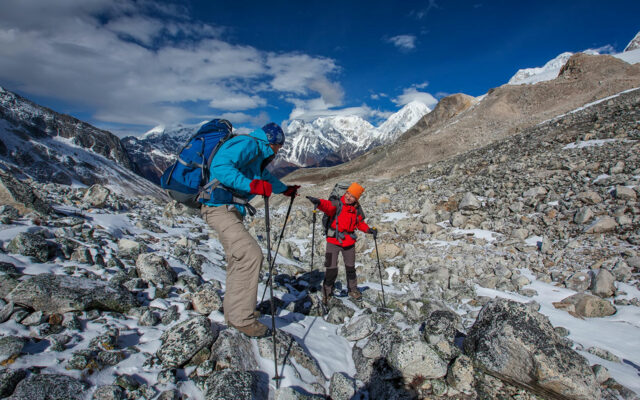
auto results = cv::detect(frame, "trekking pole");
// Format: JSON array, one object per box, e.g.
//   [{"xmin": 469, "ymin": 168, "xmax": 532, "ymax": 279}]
[
  {"xmin": 310, "ymin": 206, "xmax": 317, "ymax": 271},
  {"xmin": 373, "ymin": 233, "xmax": 387, "ymax": 308},
  {"xmin": 263, "ymin": 195, "xmax": 282, "ymax": 387},
  {"xmin": 260, "ymin": 194, "xmax": 296, "ymax": 303}
]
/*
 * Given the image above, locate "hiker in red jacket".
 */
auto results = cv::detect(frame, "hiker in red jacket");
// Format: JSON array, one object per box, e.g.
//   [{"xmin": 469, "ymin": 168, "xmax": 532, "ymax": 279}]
[{"xmin": 307, "ymin": 182, "xmax": 377, "ymax": 304}]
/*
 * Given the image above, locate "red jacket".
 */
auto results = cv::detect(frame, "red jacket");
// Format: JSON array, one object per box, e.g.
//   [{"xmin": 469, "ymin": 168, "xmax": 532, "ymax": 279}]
[{"xmin": 318, "ymin": 195, "xmax": 370, "ymax": 248}]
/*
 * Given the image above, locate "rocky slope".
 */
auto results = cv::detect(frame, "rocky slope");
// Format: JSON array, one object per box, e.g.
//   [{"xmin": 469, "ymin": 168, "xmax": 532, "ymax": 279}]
[
  {"xmin": 0, "ymin": 87, "xmax": 158, "ymax": 197},
  {"xmin": 0, "ymin": 83, "xmax": 637, "ymax": 399},
  {"xmin": 285, "ymin": 53, "xmax": 640, "ymax": 184}
]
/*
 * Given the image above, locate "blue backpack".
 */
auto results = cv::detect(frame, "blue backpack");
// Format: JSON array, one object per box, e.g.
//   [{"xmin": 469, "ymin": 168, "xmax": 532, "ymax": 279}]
[{"xmin": 160, "ymin": 119, "xmax": 235, "ymax": 208}]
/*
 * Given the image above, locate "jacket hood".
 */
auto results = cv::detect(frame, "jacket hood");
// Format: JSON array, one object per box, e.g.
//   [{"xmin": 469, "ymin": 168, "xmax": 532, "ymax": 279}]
[{"xmin": 249, "ymin": 128, "xmax": 269, "ymax": 142}]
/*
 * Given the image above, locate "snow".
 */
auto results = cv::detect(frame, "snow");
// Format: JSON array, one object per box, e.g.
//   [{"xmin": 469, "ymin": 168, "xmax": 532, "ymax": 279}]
[
  {"xmin": 562, "ymin": 139, "xmax": 621, "ymax": 150},
  {"xmin": 450, "ymin": 228, "xmax": 502, "ymax": 242},
  {"xmin": 381, "ymin": 212, "xmax": 409, "ymax": 222}
]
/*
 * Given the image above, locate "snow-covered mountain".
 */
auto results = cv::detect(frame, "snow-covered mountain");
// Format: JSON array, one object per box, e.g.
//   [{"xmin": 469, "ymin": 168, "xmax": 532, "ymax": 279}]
[
  {"xmin": 271, "ymin": 101, "xmax": 430, "ymax": 176},
  {"xmin": 122, "ymin": 124, "xmax": 200, "ymax": 184},
  {"xmin": 0, "ymin": 87, "xmax": 158, "ymax": 196},
  {"xmin": 509, "ymin": 33, "xmax": 640, "ymax": 86}
]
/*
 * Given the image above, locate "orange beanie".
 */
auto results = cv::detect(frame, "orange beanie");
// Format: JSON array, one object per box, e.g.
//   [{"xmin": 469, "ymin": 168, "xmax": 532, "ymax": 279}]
[{"xmin": 347, "ymin": 182, "xmax": 365, "ymax": 200}]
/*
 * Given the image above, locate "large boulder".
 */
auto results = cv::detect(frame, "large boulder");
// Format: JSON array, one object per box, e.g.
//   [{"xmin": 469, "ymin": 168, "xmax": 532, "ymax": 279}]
[
  {"xmin": 558, "ymin": 293, "xmax": 616, "ymax": 318},
  {"xmin": 388, "ymin": 340, "xmax": 448, "ymax": 380},
  {"xmin": 136, "ymin": 253, "xmax": 177, "ymax": 286},
  {"xmin": 82, "ymin": 184, "xmax": 111, "ymax": 208},
  {"xmin": 0, "ymin": 368, "xmax": 26, "ymax": 398},
  {"xmin": 209, "ymin": 329, "xmax": 258, "ymax": 371},
  {"xmin": 464, "ymin": 298, "xmax": 600, "ymax": 400},
  {"xmin": 156, "ymin": 315, "xmax": 218, "ymax": 368},
  {"xmin": 590, "ymin": 269, "xmax": 616, "ymax": 298},
  {"xmin": 7, "ymin": 274, "xmax": 138, "ymax": 313},
  {"xmin": 6, "ymin": 232, "xmax": 56, "ymax": 263},
  {"xmin": 7, "ymin": 373, "xmax": 88, "ymax": 400},
  {"xmin": 0, "ymin": 336, "xmax": 26, "ymax": 364},
  {"xmin": 0, "ymin": 171, "xmax": 52, "ymax": 215},
  {"xmin": 203, "ymin": 370, "xmax": 268, "ymax": 400}
]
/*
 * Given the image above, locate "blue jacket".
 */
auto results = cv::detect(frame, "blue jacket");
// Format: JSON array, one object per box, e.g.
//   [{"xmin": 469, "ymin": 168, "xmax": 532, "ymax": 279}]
[{"xmin": 204, "ymin": 128, "xmax": 287, "ymax": 215}]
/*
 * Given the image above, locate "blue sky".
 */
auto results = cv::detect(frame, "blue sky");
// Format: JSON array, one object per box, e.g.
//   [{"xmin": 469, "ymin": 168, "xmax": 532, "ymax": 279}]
[{"xmin": 0, "ymin": 0, "xmax": 638, "ymax": 136}]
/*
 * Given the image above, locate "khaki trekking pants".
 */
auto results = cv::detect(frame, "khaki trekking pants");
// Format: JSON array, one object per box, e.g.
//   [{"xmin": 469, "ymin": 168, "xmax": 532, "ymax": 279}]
[{"xmin": 202, "ymin": 205, "xmax": 262, "ymax": 328}]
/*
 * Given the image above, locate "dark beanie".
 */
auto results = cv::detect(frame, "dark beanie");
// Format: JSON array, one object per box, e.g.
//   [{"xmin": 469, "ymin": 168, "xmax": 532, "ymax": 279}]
[{"xmin": 262, "ymin": 122, "xmax": 285, "ymax": 145}]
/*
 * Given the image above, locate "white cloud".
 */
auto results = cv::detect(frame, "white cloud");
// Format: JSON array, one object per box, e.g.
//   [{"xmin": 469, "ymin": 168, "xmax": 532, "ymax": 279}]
[
  {"xmin": 387, "ymin": 35, "xmax": 417, "ymax": 51},
  {"xmin": 393, "ymin": 87, "xmax": 438, "ymax": 108},
  {"xmin": 286, "ymin": 96, "xmax": 392, "ymax": 122},
  {"xmin": 219, "ymin": 111, "xmax": 270, "ymax": 126},
  {"xmin": 0, "ymin": 0, "xmax": 342, "ymax": 130}
]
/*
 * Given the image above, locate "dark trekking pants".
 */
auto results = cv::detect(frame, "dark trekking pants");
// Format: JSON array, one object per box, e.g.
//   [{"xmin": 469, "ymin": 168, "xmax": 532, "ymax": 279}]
[{"xmin": 323, "ymin": 242, "xmax": 358, "ymax": 292}]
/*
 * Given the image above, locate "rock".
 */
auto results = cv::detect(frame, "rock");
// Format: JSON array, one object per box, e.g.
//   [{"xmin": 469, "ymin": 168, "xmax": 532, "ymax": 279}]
[
  {"xmin": 325, "ymin": 302, "xmax": 355, "ymax": 324},
  {"xmin": 92, "ymin": 385, "xmax": 126, "ymax": 400},
  {"xmin": 203, "ymin": 370, "xmax": 268, "ymax": 400},
  {"xmin": 370, "ymin": 242, "xmax": 403, "ymax": 259},
  {"xmin": 590, "ymin": 269, "xmax": 616, "ymax": 298},
  {"xmin": 388, "ymin": 340, "xmax": 448, "ymax": 379},
  {"xmin": 0, "ymin": 336, "xmax": 25, "ymax": 364},
  {"xmin": 0, "ymin": 368, "xmax": 26, "ymax": 398},
  {"xmin": 157, "ymin": 315, "xmax": 218, "ymax": 368},
  {"xmin": 524, "ymin": 186, "xmax": 547, "ymax": 199},
  {"xmin": 464, "ymin": 298, "xmax": 600, "ymax": 400},
  {"xmin": 559, "ymin": 293, "xmax": 617, "ymax": 317},
  {"xmin": 116, "ymin": 239, "xmax": 147, "ymax": 260},
  {"xmin": 577, "ymin": 191, "xmax": 603, "ymax": 205},
  {"xmin": 447, "ymin": 355, "xmax": 474, "ymax": 393},
  {"xmin": 0, "ymin": 171, "xmax": 52, "ymax": 215},
  {"xmin": 6, "ymin": 232, "xmax": 55, "ymax": 263},
  {"xmin": 7, "ymin": 274, "xmax": 137, "ymax": 313},
  {"xmin": 329, "ymin": 372, "xmax": 356, "ymax": 400},
  {"xmin": 584, "ymin": 217, "xmax": 618, "ymax": 233},
  {"xmin": 136, "ymin": 253, "xmax": 177, "ymax": 286},
  {"xmin": 340, "ymin": 314, "xmax": 377, "ymax": 341},
  {"xmin": 422, "ymin": 310, "xmax": 460, "ymax": 344},
  {"xmin": 574, "ymin": 207, "xmax": 594, "ymax": 224},
  {"xmin": 83, "ymin": 184, "xmax": 111, "ymax": 208},
  {"xmin": 587, "ymin": 347, "xmax": 621, "ymax": 363},
  {"xmin": 614, "ymin": 186, "xmax": 637, "ymax": 201},
  {"xmin": 512, "ymin": 228, "xmax": 529, "ymax": 240},
  {"xmin": 7, "ymin": 373, "xmax": 88, "ymax": 400},
  {"xmin": 191, "ymin": 284, "xmax": 223, "ymax": 314},
  {"xmin": 450, "ymin": 212, "xmax": 466, "ymax": 227},
  {"xmin": 209, "ymin": 329, "xmax": 258, "ymax": 371},
  {"xmin": 459, "ymin": 192, "xmax": 481, "ymax": 210},
  {"xmin": 565, "ymin": 272, "xmax": 591, "ymax": 292},
  {"xmin": 0, "ymin": 276, "xmax": 19, "ymax": 299}
]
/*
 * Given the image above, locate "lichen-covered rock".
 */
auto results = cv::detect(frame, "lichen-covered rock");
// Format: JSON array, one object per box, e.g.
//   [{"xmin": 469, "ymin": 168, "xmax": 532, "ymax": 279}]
[
  {"xmin": 340, "ymin": 314, "xmax": 376, "ymax": 341},
  {"xmin": 0, "ymin": 336, "xmax": 26, "ymax": 363},
  {"xmin": 447, "ymin": 355, "xmax": 475, "ymax": 393},
  {"xmin": 203, "ymin": 370, "xmax": 268, "ymax": 400},
  {"xmin": 329, "ymin": 372, "xmax": 356, "ymax": 400},
  {"xmin": 6, "ymin": 232, "xmax": 56, "ymax": 263},
  {"xmin": 116, "ymin": 239, "xmax": 147, "ymax": 260},
  {"xmin": 7, "ymin": 373, "xmax": 88, "ymax": 400},
  {"xmin": 157, "ymin": 315, "xmax": 218, "ymax": 368},
  {"xmin": 91, "ymin": 384, "xmax": 126, "ymax": 400},
  {"xmin": 464, "ymin": 298, "xmax": 600, "ymax": 400},
  {"xmin": 136, "ymin": 253, "xmax": 177, "ymax": 286},
  {"xmin": 388, "ymin": 340, "xmax": 448, "ymax": 379},
  {"xmin": 209, "ymin": 329, "xmax": 258, "ymax": 371},
  {"xmin": 0, "ymin": 368, "xmax": 26, "ymax": 398},
  {"xmin": 0, "ymin": 171, "xmax": 52, "ymax": 215},
  {"xmin": 7, "ymin": 274, "xmax": 137, "ymax": 313},
  {"xmin": 191, "ymin": 284, "xmax": 222, "ymax": 314},
  {"xmin": 83, "ymin": 184, "xmax": 111, "ymax": 208}
]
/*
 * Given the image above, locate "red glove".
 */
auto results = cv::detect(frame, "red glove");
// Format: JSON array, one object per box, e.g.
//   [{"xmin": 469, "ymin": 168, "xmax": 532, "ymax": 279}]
[
  {"xmin": 249, "ymin": 180, "xmax": 272, "ymax": 197},
  {"xmin": 282, "ymin": 185, "xmax": 300, "ymax": 197}
]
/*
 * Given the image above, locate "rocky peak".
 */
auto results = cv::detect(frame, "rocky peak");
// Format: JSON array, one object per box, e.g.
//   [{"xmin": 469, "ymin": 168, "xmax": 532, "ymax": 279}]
[{"xmin": 624, "ymin": 30, "xmax": 640, "ymax": 52}]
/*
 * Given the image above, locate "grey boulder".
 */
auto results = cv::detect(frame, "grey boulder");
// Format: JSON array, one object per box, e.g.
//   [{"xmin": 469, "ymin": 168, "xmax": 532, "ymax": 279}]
[
  {"xmin": 464, "ymin": 298, "xmax": 600, "ymax": 400},
  {"xmin": 7, "ymin": 274, "xmax": 138, "ymax": 313},
  {"xmin": 7, "ymin": 373, "xmax": 88, "ymax": 400},
  {"xmin": 157, "ymin": 315, "xmax": 218, "ymax": 368}
]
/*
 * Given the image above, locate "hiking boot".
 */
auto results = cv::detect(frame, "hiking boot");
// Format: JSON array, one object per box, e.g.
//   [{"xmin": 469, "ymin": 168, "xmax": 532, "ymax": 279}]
[
  {"xmin": 229, "ymin": 320, "xmax": 271, "ymax": 338},
  {"xmin": 321, "ymin": 284, "xmax": 334, "ymax": 306},
  {"xmin": 348, "ymin": 290, "xmax": 362, "ymax": 301}
]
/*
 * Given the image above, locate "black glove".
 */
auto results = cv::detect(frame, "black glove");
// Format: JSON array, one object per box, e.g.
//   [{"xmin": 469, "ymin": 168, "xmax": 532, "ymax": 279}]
[
  {"xmin": 369, "ymin": 227, "xmax": 378, "ymax": 238},
  {"xmin": 282, "ymin": 185, "xmax": 300, "ymax": 197},
  {"xmin": 306, "ymin": 196, "xmax": 320, "ymax": 206}
]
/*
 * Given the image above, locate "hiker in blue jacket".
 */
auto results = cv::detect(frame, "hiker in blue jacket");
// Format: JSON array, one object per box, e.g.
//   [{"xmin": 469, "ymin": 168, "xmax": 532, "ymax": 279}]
[{"xmin": 201, "ymin": 123, "xmax": 299, "ymax": 337}]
